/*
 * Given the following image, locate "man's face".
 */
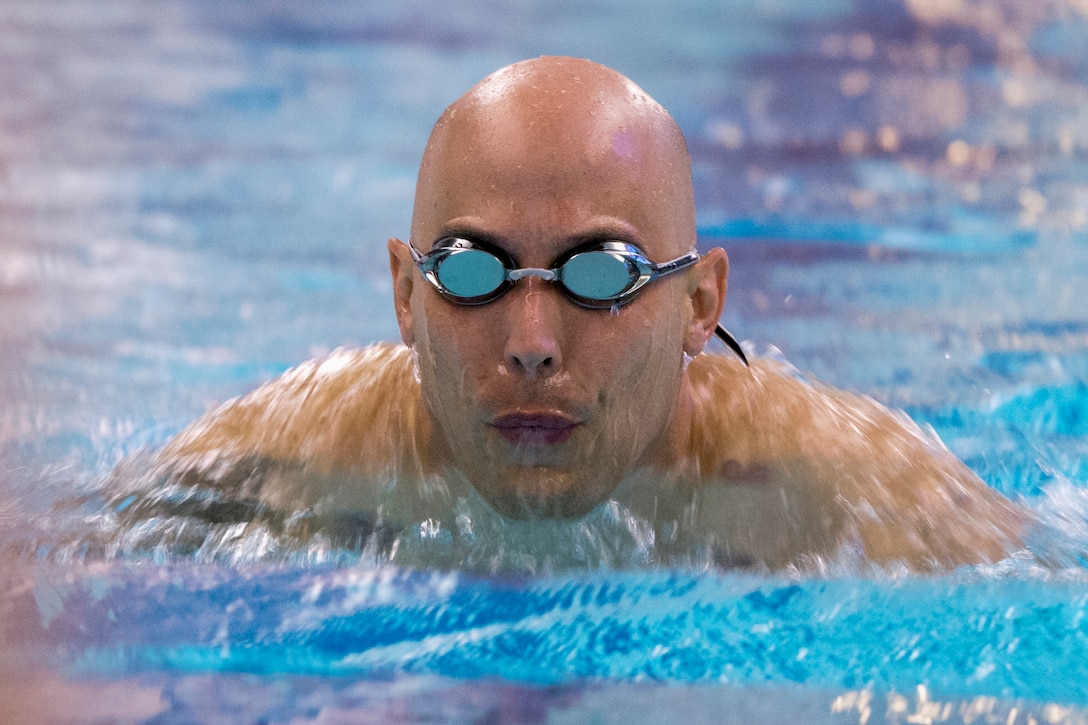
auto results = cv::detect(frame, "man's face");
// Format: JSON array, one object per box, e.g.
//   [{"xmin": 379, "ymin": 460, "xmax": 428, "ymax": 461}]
[{"xmin": 391, "ymin": 69, "xmax": 706, "ymax": 518}]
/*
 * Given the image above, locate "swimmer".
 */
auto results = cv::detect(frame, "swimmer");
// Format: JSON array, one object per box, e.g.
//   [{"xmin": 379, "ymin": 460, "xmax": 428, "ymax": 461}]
[{"xmin": 154, "ymin": 56, "xmax": 1023, "ymax": 571}]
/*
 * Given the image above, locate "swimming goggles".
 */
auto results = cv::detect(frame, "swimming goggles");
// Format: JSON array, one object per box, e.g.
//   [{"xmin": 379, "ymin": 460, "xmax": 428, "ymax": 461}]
[{"xmin": 409, "ymin": 237, "xmax": 748, "ymax": 365}]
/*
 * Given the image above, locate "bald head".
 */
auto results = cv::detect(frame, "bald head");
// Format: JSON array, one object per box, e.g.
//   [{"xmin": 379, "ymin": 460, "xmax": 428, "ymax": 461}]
[
  {"xmin": 389, "ymin": 58, "xmax": 730, "ymax": 518},
  {"xmin": 410, "ymin": 57, "xmax": 697, "ymax": 255}
]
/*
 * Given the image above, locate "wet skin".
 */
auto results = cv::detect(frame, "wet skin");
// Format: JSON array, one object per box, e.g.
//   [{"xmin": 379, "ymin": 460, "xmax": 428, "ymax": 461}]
[{"xmin": 387, "ymin": 57, "xmax": 728, "ymax": 518}]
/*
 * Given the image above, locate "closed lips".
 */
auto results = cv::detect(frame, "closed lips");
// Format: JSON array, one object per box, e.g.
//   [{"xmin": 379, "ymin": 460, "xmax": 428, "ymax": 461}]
[{"xmin": 491, "ymin": 413, "xmax": 579, "ymax": 445}]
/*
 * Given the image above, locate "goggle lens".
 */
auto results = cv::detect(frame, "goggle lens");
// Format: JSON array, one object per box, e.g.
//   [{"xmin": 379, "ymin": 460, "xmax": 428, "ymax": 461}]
[
  {"xmin": 436, "ymin": 248, "xmax": 507, "ymax": 298},
  {"xmin": 560, "ymin": 251, "xmax": 634, "ymax": 299}
]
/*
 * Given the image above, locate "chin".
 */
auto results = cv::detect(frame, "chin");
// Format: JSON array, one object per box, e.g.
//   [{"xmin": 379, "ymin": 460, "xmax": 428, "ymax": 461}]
[{"xmin": 477, "ymin": 471, "xmax": 610, "ymax": 520}]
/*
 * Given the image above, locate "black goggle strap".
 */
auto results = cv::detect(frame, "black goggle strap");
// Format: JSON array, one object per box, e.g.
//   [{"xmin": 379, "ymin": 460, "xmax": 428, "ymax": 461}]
[
  {"xmin": 647, "ymin": 251, "xmax": 698, "ymax": 276},
  {"xmin": 714, "ymin": 324, "xmax": 748, "ymax": 367},
  {"xmin": 651, "ymin": 251, "xmax": 748, "ymax": 367},
  {"xmin": 656, "ymin": 252, "xmax": 747, "ymax": 367},
  {"xmin": 407, "ymin": 243, "xmax": 433, "ymax": 267}
]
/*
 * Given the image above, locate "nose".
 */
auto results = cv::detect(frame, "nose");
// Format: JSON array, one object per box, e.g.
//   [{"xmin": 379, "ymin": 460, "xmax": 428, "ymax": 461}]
[{"xmin": 503, "ymin": 279, "xmax": 563, "ymax": 378}]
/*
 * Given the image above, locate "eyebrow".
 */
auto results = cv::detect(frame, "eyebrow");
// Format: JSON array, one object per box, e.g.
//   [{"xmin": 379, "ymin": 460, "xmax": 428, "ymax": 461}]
[
  {"xmin": 430, "ymin": 225, "xmax": 505, "ymax": 250},
  {"xmin": 431, "ymin": 220, "xmax": 647, "ymax": 253}
]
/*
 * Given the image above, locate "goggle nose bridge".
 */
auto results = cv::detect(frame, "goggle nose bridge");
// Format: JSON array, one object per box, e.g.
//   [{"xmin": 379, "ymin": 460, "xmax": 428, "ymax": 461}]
[{"xmin": 506, "ymin": 267, "xmax": 558, "ymax": 283}]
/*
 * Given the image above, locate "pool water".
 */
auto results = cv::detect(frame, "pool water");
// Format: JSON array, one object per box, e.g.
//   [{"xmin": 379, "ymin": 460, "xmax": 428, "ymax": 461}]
[{"xmin": 3, "ymin": 0, "xmax": 1088, "ymax": 722}]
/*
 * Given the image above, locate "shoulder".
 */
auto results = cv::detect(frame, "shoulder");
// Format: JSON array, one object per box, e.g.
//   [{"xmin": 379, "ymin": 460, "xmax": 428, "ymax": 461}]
[
  {"xmin": 685, "ymin": 351, "xmax": 1023, "ymax": 570},
  {"xmin": 686, "ymin": 352, "xmax": 835, "ymax": 467},
  {"xmin": 159, "ymin": 342, "xmax": 421, "ymax": 472},
  {"xmin": 687, "ymin": 351, "xmax": 926, "ymax": 465}
]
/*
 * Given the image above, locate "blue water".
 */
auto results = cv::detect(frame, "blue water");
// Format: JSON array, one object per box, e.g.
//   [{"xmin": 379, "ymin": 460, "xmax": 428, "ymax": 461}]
[{"xmin": 3, "ymin": 0, "xmax": 1088, "ymax": 722}]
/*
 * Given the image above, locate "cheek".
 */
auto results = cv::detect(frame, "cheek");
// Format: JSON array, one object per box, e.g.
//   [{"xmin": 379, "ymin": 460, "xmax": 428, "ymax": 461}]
[
  {"xmin": 412, "ymin": 298, "xmax": 498, "ymax": 412},
  {"xmin": 413, "ymin": 287, "xmax": 685, "ymax": 421},
  {"xmin": 592, "ymin": 302, "xmax": 685, "ymax": 415}
]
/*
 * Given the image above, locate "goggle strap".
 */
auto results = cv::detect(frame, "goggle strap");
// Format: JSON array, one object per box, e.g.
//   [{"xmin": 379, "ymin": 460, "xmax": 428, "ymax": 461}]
[
  {"xmin": 715, "ymin": 324, "xmax": 749, "ymax": 367},
  {"xmin": 650, "ymin": 251, "xmax": 699, "ymax": 277}
]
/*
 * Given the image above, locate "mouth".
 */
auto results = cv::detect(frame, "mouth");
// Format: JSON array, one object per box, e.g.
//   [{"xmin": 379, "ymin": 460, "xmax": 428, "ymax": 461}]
[{"xmin": 490, "ymin": 412, "xmax": 580, "ymax": 446}]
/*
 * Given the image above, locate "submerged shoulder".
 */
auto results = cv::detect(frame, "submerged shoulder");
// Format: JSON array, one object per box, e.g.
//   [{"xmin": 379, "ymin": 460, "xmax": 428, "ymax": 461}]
[
  {"xmin": 159, "ymin": 342, "xmax": 421, "ymax": 471},
  {"xmin": 685, "ymin": 351, "xmax": 1023, "ymax": 570}
]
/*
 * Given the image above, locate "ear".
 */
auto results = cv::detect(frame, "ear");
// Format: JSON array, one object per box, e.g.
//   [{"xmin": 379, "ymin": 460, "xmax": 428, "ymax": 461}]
[
  {"xmin": 388, "ymin": 238, "xmax": 416, "ymax": 347},
  {"xmin": 684, "ymin": 246, "xmax": 728, "ymax": 356}
]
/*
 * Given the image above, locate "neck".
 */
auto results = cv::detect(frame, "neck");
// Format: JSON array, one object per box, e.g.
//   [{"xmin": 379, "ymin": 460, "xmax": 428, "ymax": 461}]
[{"xmin": 638, "ymin": 372, "xmax": 698, "ymax": 474}]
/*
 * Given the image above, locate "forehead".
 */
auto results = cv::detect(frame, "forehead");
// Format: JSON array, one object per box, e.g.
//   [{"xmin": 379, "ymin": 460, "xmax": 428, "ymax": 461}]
[{"xmin": 413, "ymin": 93, "xmax": 693, "ymax": 258}]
